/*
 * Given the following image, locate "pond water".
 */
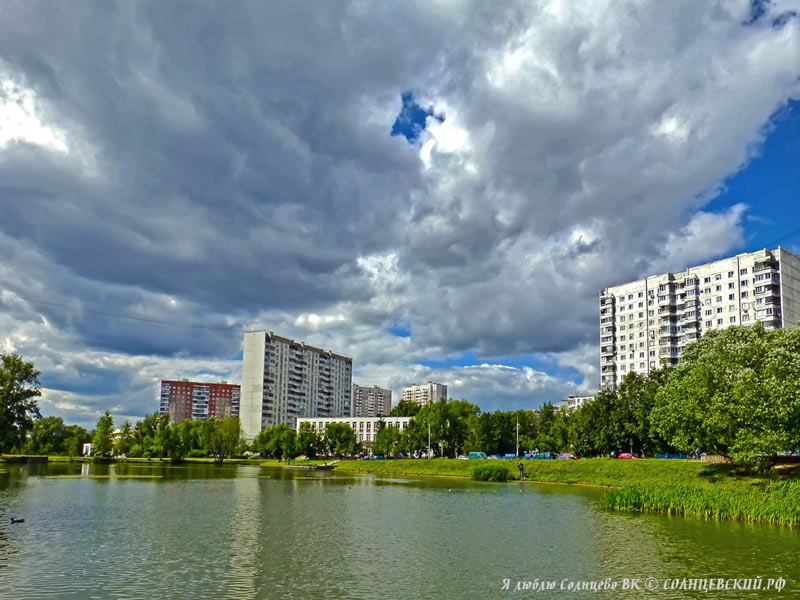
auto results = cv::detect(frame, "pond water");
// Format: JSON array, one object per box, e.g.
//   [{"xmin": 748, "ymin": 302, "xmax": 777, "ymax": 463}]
[{"xmin": 0, "ymin": 462, "xmax": 796, "ymax": 598}]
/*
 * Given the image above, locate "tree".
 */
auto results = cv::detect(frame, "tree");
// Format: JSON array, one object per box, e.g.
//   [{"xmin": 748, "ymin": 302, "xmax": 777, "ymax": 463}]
[
  {"xmin": 0, "ymin": 353, "xmax": 42, "ymax": 452},
  {"xmin": 295, "ymin": 421, "xmax": 321, "ymax": 458},
  {"xmin": 651, "ymin": 325, "xmax": 800, "ymax": 466},
  {"xmin": 114, "ymin": 420, "xmax": 135, "ymax": 457},
  {"xmin": 253, "ymin": 424, "xmax": 296, "ymax": 459},
  {"xmin": 63, "ymin": 424, "xmax": 91, "ymax": 458},
  {"xmin": 323, "ymin": 422, "xmax": 357, "ymax": 457},
  {"xmin": 26, "ymin": 416, "xmax": 67, "ymax": 455},
  {"xmin": 373, "ymin": 423, "xmax": 402, "ymax": 456},
  {"xmin": 389, "ymin": 399, "xmax": 421, "ymax": 417},
  {"xmin": 92, "ymin": 411, "xmax": 114, "ymax": 458},
  {"xmin": 202, "ymin": 417, "xmax": 242, "ymax": 463}
]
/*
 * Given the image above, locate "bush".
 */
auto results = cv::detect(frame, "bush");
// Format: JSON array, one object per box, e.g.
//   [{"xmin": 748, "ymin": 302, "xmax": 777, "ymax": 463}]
[
  {"xmin": 187, "ymin": 449, "xmax": 206, "ymax": 458},
  {"xmin": 128, "ymin": 444, "xmax": 143, "ymax": 458},
  {"xmin": 471, "ymin": 462, "xmax": 511, "ymax": 482}
]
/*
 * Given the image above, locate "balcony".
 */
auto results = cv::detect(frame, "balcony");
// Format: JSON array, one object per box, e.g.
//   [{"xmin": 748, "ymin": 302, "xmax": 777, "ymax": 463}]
[
  {"xmin": 601, "ymin": 365, "xmax": 616, "ymax": 373},
  {"xmin": 657, "ymin": 295, "xmax": 676, "ymax": 306},
  {"xmin": 600, "ymin": 296, "xmax": 614, "ymax": 307},
  {"xmin": 753, "ymin": 259, "xmax": 778, "ymax": 273},
  {"xmin": 753, "ymin": 284, "xmax": 780, "ymax": 297},
  {"xmin": 601, "ymin": 346, "xmax": 615, "ymax": 355}
]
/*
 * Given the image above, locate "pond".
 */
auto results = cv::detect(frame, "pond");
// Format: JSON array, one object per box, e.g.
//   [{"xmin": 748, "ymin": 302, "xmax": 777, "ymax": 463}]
[{"xmin": 0, "ymin": 462, "xmax": 796, "ymax": 598}]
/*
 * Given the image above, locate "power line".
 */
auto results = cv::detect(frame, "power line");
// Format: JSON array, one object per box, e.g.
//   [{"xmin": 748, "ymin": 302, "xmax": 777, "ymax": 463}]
[
  {"xmin": 764, "ymin": 224, "xmax": 800, "ymax": 249},
  {"xmin": 7, "ymin": 294, "xmax": 243, "ymax": 333}
]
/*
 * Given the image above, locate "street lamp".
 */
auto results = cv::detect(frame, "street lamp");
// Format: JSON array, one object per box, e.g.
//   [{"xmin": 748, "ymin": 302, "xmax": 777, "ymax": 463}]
[{"xmin": 516, "ymin": 419, "xmax": 519, "ymax": 458}]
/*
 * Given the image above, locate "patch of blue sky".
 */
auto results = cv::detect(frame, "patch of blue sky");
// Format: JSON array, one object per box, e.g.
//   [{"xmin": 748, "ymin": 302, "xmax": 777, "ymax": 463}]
[
  {"xmin": 706, "ymin": 99, "xmax": 800, "ymax": 252},
  {"xmin": 391, "ymin": 92, "xmax": 444, "ymax": 143},
  {"xmin": 419, "ymin": 351, "xmax": 584, "ymax": 384},
  {"xmin": 386, "ymin": 317, "xmax": 411, "ymax": 338}
]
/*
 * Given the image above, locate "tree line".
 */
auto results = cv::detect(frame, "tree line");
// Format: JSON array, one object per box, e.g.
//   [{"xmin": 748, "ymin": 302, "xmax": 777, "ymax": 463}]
[{"xmin": 2, "ymin": 324, "xmax": 798, "ymax": 466}]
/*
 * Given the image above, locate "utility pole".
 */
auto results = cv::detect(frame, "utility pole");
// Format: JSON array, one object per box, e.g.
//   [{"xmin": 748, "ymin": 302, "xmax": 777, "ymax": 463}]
[{"xmin": 516, "ymin": 419, "xmax": 519, "ymax": 458}]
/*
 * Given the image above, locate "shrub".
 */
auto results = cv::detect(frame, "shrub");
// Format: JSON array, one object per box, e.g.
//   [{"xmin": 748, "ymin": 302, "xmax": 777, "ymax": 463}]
[
  {"xmin": 187, "ymin": 449, "xmax": 206, "ymax": 458},
  {"xmin": 471, "ymin": 462, "xmax": 510, "ymax": 482}
]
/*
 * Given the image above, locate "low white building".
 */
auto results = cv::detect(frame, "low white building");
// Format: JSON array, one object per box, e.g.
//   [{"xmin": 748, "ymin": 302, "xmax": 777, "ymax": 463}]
[
  {"xmin": 564, "ymin": 395, "xmax": 595, "ymax": 412},
  {"xmin": 296, "ymin": 416, "xmax": 412, "ymax": 444}
]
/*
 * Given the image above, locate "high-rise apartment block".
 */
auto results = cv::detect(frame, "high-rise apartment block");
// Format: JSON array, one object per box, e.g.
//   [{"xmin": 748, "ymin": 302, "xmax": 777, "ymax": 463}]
[
  {"xmin": 600, "ymin": 247, "xmax": 800, "ymax": 390},
  {"xmin": 159, "ymin": 380, "xmax": 240, "ymax": 423},
  {"xmin": 351, "ymin": 384, "xmax": 392, "ymax": 417},
  {"xmin": 401, "ymin": 381, "xmax": 448, "ymax": 406},
  {"xmin": 240, "ymin": 331, "xmax": 353, "ymax": 440}
]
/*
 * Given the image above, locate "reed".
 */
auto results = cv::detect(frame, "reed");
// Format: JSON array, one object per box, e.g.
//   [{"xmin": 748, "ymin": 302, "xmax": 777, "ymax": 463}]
[
  {"xmin": 601, "ymin": 481, "xmax": 800, "ymax": 527},
  {"xmin": 471, "ymin": 462, "xmax": 512, "ymax": 481}
]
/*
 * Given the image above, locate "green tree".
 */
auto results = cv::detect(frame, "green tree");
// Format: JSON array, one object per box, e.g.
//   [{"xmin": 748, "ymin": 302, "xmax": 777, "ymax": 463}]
[
  {"xmin": 63, "ymin": 424, "xmax": 91, "ymax": 458},
  {"xmin": 253, "ymin": 424, "xmax": 297, "ymax": 459},
  {"xmin": 295, "ymin": 421, "xmax": 321, "ymax": 458},
  {"xmin": 152, "ymin": 413, "xmax": 174, "ymax": 459},
  {"xmin": 389, "ymin": 399, "xmax": 421, "ymax": 417},
  {"xmin": 202, "ymin": 417, "xmax": 242, "ymax": 463},
  {"xmin": 324, "ymin": 422, "xmax": 358, "ymax": 457},
  {"xmin": 92, "ymin": 411, "xmax": 114, "ymax": 458},
  {"xmin": 0, "ymin": 353, "xmax": 42, "ymax": 452},
  {"xmin": 26, "ymin": 416, "xmax": 67, "ymax": 455},
  {"xmin": 113, "ymin": 420, "xmax": 135, "ymax": 457},
  {"xmin": 372, "ymin": 423, "xmax": 402, "ymax": 456},
  {"xmin": 651, "ymin": 325, "xmax": 800, "ymax": 466}
]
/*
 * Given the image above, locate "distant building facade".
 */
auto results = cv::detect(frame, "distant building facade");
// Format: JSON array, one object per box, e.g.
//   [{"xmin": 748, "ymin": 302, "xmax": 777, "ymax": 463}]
[
  {"xmin": 297, "ymin": 416, "xmax": 411, "ymax": 445},
  {"xmin": 351, "ymin": 384, "xmax": 392, "ymax": 417},
  {"xmin": 600, "ymin": 247, "xmax": 800, "ymax": 390},
  {"xmin": 401, "ymin": 382, "xmax": 448, "ymax": 406},
  {"xmin": 159, "ymin": 379, "xmax": 240, "ymax": 423},
  {"xmin": 563, "ymin": 395, "xmax": 594, "ymax": 412},
  {"xmin": 240, "ymin": 331, "xmax": 353, "ymax": 440}
]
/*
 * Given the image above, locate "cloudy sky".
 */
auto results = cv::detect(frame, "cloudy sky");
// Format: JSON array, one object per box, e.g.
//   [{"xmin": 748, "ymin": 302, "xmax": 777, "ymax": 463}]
[{"xmin": 2, "ymin": 1, "xmax": 800, "ymax": 428}]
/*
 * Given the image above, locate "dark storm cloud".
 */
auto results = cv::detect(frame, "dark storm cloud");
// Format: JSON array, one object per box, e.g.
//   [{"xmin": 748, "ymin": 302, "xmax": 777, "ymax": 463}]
[{"xmin": 1, "ymin": 1, "xmax": 799, "ymax": 425}]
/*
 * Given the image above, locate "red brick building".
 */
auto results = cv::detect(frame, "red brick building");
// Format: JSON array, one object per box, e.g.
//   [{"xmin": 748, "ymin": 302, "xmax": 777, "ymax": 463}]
[{"xmin": 159, "ymin": 379, "xmax": 240, "ymax": 423}]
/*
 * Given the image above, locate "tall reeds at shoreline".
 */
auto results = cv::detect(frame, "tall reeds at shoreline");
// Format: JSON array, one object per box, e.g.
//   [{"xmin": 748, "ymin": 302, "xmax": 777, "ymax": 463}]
[{"xmin": 601, "ymin": 481, "xmax": 800, "ymax": 526}]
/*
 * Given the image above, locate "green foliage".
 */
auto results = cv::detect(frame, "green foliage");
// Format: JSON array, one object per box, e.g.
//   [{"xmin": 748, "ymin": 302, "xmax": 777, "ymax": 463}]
[
  {"xmin": 471, "ymin": 462, "xmax": 511, "ymax": 481},
  {"xmin": 26, "ymin": 416, "xmax": 67, "ymax": 455},
  {"xmin": 253, "ymin": 424, "xmax": 296, "ymax": 459},
  {"xmin": 372, "ymin": 422, "xmax": 402, "ymax": 456},
  {"xmin": 0, "ymin": 353, "xmax": 42, "ymax": 452},
  {"xmin": 92, "ymin": 410, "xmax": 114, "ymax": 457},
  {"xmin": 323, "ymin": 422, "xmax": 357, "ymax": 457},
  {"xmin": 114, "ymin": 420, "xmax": 134, "ymax": 457},
  {"xmin": 601, "ymin": 480, "xmax": 800, "ymax": 527},
  {"xmin": 651, "ymin": 325, "xmax": 800, "ymax": 465},
  {"xmin": 389, "ymin": 399, "xmax": 420, "ymax": 417},
  {"xmin": 295, "ymin": 421, "xmax": 321, "ymax": 458},
  {"xmin": 202, "ymin": 417, "xmax": 242, "ymax": 463}
]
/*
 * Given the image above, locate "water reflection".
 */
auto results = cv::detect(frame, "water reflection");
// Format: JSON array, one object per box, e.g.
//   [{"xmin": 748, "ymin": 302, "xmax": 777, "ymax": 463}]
[{"xmin": 0, "ymin": 463, "xmax": 797, "ymax": 599}]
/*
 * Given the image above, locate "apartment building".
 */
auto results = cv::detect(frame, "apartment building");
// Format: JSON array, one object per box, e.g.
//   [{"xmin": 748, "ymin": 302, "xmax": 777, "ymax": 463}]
[
  {"xmin": 600, "ymin": 247, "xmax": 800, "ymax": 390},
  {"xmin": 401, "ymin": 381, "xmax": 448, "ymax": 406},
  {"xmin": 351, "ymin": 384, "xmax": 392, "ymax": 417},
  {"xmin": 563, "ymin": 395, "xmax": 595, "ymax": 412},
  {"xmin": 240, "ymin": 331, "xmax": 353, "ymax": 440},
  {"xmin": 159, "ymin": 379, "xmax": 240, "ymax": 423},
  {"xmin": 296, "ymin": 416, "xmax": 411, "ymax": 445}
]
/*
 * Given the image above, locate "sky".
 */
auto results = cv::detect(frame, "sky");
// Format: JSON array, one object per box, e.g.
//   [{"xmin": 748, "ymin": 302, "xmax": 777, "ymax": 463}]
[{"xmin": 1, "ymin": 1, "xmax": 800, "ymax": 429}]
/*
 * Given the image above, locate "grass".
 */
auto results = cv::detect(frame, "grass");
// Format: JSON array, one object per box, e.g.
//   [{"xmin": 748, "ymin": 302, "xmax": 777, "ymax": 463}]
[
  {"xmin": 601, "ymin": 480, "xmax": 800, "ymax": 526},
  {"xmin": 331, "ymin": 458, "xmax": 800, "ymax": 527}
]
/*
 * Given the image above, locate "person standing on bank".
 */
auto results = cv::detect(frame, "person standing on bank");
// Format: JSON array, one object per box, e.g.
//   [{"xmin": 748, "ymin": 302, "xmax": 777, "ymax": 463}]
[{"xmin": 518, "ymin": 462, "xmax": 525, "ymax": 479}]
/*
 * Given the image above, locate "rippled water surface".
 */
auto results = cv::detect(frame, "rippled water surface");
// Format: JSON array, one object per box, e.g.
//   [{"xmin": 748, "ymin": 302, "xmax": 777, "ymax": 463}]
[{"xmin": 0, "ymin": 462, "xmax": 797, "ymax": 599}]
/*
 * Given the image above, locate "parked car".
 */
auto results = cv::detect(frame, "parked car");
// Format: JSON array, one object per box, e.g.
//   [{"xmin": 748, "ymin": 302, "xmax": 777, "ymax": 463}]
[
  {"xmin": 533, "ymin": 451, "xmax": 556, "ymax": 459},
  {"xmin": 503, "ymin": 453, "xmax": 517, "ymax": 460},
  {"xmin": 457, "ymin": 455, "xmax": 468, "ymax": 460},
  {"xmin": 558, "ymin": 453, "xmax": 579, "ymax": 460},
  {"xmin": 617, "ymin": 453, "xmax": 639, "ymax": 459},
  {"xmin": 372, "ymin": 455, "xmax": 385, "ymax": 460},
  {"xmin": 468, "ymin": 452, "xmax": 488, "ymax": 460}
]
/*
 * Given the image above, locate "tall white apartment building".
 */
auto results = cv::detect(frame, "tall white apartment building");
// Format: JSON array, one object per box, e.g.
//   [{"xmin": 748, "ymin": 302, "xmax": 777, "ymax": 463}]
[
  {"xmin": 402, "ymin": 381, "xmax": 448, "ymax": 406},
  {"xmin": 600, "ymin": 247, "xmax": 800, "ymax": 390},
  {"xmin": 240, "ymin": 331, "xmax": 353, "ymax": 440},
  {"xmin": 351, "ymin": 384, "xmax": 392, "ymax": 417}
]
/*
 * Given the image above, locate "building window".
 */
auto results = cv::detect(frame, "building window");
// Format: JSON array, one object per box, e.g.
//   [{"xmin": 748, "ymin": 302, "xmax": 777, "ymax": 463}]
[
  {"xmin": 648, "ymin": 300, "xmax": 654, "ymax": 306},
  {"xmin": 716, "ymin": 296, "xmax": 722, "ymax": 303},
  {"xmin": 706, "ymin": 320, "xmax": 712, "ymax": 327},
  {"xmin": 715, "ymin": 285, "xmax": 721, "ymax": 292},
  {"xmin": 716, "ymin": 307, "xmax": 723, "ymax": 314},
  {"xmin": 705, "ymin": 309, "xmax": 712, "ymax": 316},
  {"xmin": 730, "ymin": 317, "xmax": 736, "ymax": 323},
  {"xmin": 743, "ymin": 314, "xmax": 750, "ymax": 321},
  {"xmin": 704, "ymin": 277, "xmax": 711, "ymax": 283},
  {"xmin": 728, "ymin": 283, "xmax": 735, "ymax": 289},
  {"xmin": 649, "ymin": 350, "xmax": 655, "ymax": 356},
  {"xmin": 728, "ymin": 271, "xmax": 734, "ymax": 277},
  {"xmin": 728, "ymin": 294, "xmax": 735, "ymax": 300},
  {"xmin": 728, "ymin": 305, "xmax": 736, "ymax": 312},
  {"xmin": 740, "ymin": 268, "xmax": 748, "ymax": 275},
  {"xmin": 650, "ymin": 361, "xmax": 655, "ymax": 368},
  {"xmin": 741, "ymin": 291, "xmax": 748, "ymax": 298},
  {"xmin": 715, "ymin": 274, "xmax": 721, "ymax": 281},
  {"xmin": 704, "ymin": 288, "xmax": 711, "ymax": 294},
  {"xmin": 628, "ymin": 294, "xmax": 634, "ymax": 300},
  {"xmin": 648, "ymin": 310, "xmax": 654, "ymax": 316},
  {"xmin": 638, "ymin": 292, "xmax": 643, "ymax": 298},
  {"xmin": 717, "ymin": 318, "xmax": 723, "ymax": 325}
]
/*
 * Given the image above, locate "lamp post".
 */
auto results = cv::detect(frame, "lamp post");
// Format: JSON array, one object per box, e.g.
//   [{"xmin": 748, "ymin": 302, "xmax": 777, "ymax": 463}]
[
  {"xmin": 427, "ymin": 420, "xmax": 431, "ymax": 459},
  {"xmin": 516, "ymin": 419, "xmax": 519, "ymax": 459}
]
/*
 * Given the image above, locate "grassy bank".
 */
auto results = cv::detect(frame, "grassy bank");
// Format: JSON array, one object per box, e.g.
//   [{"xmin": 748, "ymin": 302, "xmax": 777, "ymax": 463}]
[{"xmin": 333, "ymin": 458, "xmax": 800, "ymax": 527}]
